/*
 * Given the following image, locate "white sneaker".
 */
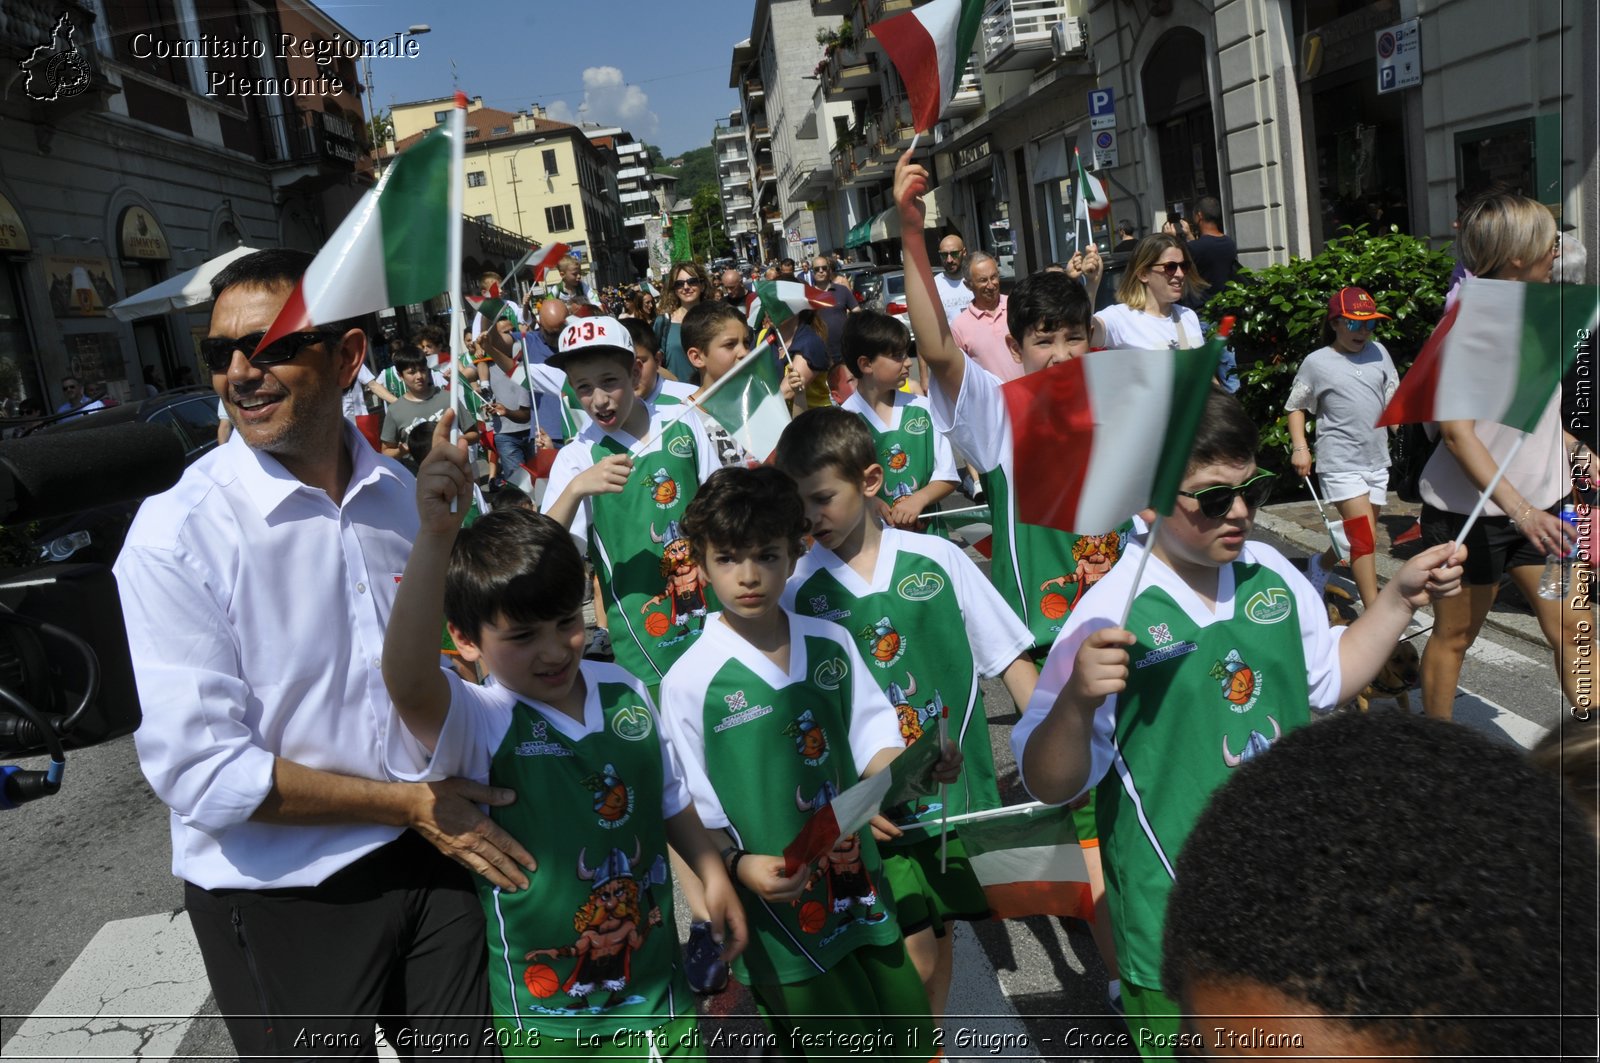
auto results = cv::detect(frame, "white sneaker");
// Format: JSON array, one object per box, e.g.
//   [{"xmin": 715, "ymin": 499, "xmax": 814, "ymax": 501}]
[{"xmin": 1305, "ymin": 552, "xmax": 1332, "ymax": 596}]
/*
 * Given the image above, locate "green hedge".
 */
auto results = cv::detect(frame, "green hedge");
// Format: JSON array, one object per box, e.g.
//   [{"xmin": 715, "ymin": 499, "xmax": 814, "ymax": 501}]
[{"xmin": 1200, "ymin": 226, "xmax": 1457, "ymax": 484}]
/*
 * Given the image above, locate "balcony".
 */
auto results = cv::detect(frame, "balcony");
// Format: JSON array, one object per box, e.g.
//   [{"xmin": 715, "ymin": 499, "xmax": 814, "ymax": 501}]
[
  {"xmin": 716, "ymin": 124, "xmax": 746, "ymax": 141},
  {"xmin": 868, "ymin": 0, "xmax": 914, "ymax": 18},
  {"xmin": 821, "ymin": 47, "xmax": 877, "ymax": 101},
  {"xmin": 744, "ymin": 77, "xmax": 765, "ymax": 99},
  {"xmin": 756, "ymin": 165, "xmax": 775, "ymax": 186},
  {"xmin": 980, "ymin": 0, "xmax": 1071, "ymax": 73},
  {"xmin": 620, "ymin": 189, "xmax": 652, "ymax": 204},
  {"xmin": 720, "ymin": 146, "xmax": 749, "ymax": 163},
  {"xmin": 722, "ymin": 171, "xmax": 751, "ymax": 190},
  {"xmin": 946, "ymin": 60, "xmax": 984, "ymax": 116},
  {"xmin": 725, "ymin": 195, "xmax": 754, "ymax": 212},
  {"xmin": 868, "ymin": 96, "xmax": 915, "ymax": 161},
  {"xmin": 624, "ymin": 213, "xmax": 655, "ymax": 228},
  {"xmin": 268, "ymin": 108, "xmax": 367, "ymax": 193}
]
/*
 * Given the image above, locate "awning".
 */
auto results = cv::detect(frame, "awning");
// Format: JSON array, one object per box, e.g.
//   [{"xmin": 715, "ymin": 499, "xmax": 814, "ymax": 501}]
[
  {"xmin": 108, "ymin": 245, "xmax": 261, "ymax": 321},
  {"xmin": 843, "ymin": 196, "xmax": 946, "ymax": 249}
]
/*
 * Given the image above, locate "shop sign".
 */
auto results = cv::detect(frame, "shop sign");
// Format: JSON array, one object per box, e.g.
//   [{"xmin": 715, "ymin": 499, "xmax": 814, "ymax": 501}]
[
  {"xmin": 119, "ymin": 206, "xmax": 171, "ymax": 261},
  {"xmin": 0, "ymin": 193, "xmax": 29, "ymax": 252},
  {"xmin": 45, "ymin": 254, "xmax": 115, "ymax": 317}
]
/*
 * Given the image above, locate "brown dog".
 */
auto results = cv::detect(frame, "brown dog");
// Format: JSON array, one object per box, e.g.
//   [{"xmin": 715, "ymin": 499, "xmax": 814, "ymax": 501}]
[{"xmin": 1324, "ymin": 585, "xmax": 1422, "ymax": 712}]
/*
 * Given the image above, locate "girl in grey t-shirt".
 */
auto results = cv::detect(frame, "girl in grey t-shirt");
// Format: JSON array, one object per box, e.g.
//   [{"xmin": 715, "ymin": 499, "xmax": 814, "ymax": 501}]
[{"xmin": 1285, "ymin": 287, "xmax": 1399, "ymax": 607}]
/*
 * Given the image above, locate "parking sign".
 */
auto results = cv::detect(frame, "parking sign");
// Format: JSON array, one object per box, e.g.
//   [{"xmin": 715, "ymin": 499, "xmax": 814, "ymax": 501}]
[{"xmin": 1088, "ymin": 87, "xmax": 1115, "ymax": 131}]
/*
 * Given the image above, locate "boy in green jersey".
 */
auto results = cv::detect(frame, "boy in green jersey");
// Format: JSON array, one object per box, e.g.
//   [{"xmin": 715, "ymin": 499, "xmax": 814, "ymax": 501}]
[
  {"xmin": 382, "ymin": 413, "xmax": 747, "ymax": 1059},
  {"xmin": 1015, "ymin": 389, "xmax": 1465, "ymax": 1055},
  {"xmin": 836, "ymin": 312, "xmax": 957, "ymax": 531},
  {"xmin": 775, "ymin": 407, "xmax": 1035, "ymax": 1019},
  {"xmin": 895, "ymin": 149, "xmax": 1125, "ymax": 1002},
  {"xmin": 658, "ymin": 466, "xmax": 962, "ymax": 1060},
  {"xmin": 538, "ymin": 316, "xmax": 721, "ymax": 688}
]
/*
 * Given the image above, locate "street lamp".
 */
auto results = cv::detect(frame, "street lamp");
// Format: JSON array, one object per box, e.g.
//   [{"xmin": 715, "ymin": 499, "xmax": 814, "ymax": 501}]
[{"xmin": 363, "ymin": 25, "xmax": 430, "ymax": 148}]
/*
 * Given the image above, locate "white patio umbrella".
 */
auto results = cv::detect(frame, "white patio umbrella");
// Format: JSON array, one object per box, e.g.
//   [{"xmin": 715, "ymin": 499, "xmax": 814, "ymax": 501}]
[{"xmin": 108, "ymin": 245, "xmax": 261, "ymax": 321}]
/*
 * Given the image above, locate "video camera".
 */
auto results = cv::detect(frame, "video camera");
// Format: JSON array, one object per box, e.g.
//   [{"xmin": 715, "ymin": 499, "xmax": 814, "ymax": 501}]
[{"xmin": 0, "ymin": 419, "xmax": 186, "ymax": 808}]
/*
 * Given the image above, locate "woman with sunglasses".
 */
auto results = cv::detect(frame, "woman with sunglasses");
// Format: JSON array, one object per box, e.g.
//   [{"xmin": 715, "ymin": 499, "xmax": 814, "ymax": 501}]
[
  {"xmin": 1416, "ymin": 190, "xmax": 1591, "ymax": 721},
  {"xmin": 654, "ymin": 260, "xmax": 711, "ymax": 383},
  {"xmin": 1091, "ymin": 234, "xmax": 1207, "ymax": 351},
  {"xmin": 1285, "ymin": 287, "xmax": 1399, "ymax": 607}
]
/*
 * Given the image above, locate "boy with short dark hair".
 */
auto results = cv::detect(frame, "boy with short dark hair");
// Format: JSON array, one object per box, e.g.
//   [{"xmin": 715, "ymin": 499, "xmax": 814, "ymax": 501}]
[
  {"xmin": 1014, "ymin": 389, "xmax": 1465, "ymax": 1054},
  {"xmin": 775, "ymin": 407, "xmax": 1034, "ymax": 1019},
  {"xmin": 1163, "ymin": 710, "xmax": 1594, "ymax": 1060},
  {"xmin": 540, "ymin": 316, "xmax": 720, "ymax": 687},
  {"xmin": 383, "ymin": 415, "xmax": 745, "ymax": 1057},
  {"xmin": 838, "ymin": 312, "xmax": 957, "ymax": 530},
  {"xmin": 622, "ymin": 317, "xmax": 696, "ymax": 409},
  {"xmin": 658, "ymin": 464, "xmax": 960, "ymax": 1056},
  {"xmin": 682, "ymin": 301, "xmax": 801, "ymax": 468},
  {"xmin": 380, "ymin": 345, "xmax": 453, "ymax": 459}
]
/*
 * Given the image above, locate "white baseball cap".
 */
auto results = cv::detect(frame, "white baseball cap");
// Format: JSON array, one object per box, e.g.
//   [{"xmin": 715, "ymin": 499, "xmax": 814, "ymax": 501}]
[{"xmin": 549, "ymin": 315, "xmax": 635, "ymax": 371}]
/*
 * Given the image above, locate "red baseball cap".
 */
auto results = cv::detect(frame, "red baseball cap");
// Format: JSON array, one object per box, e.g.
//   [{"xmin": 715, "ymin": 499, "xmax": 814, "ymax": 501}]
[{"xmin": 1327, "ymin": 287, "xmax": 1391, "ymax": 321}]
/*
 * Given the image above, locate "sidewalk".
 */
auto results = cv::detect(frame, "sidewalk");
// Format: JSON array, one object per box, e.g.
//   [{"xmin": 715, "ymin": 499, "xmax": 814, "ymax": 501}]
[{"xmin": 1255, "ymin": 494, "xmax": 1549, "ymax": 647}]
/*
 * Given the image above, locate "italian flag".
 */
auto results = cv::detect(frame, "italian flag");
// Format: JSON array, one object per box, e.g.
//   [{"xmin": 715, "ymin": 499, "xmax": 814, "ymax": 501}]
[
  {"xmin": 256, "ymin": 117, "xmax": 456, "ymax": 353},
  {"xmin": 746, "ymin": 280, "xmax": 836, "ymax": 330},
  {"xmin": 1076, "ymin": 146, "xmax": 1109, "ymax": 222},
  {"xmin": 784, "ymin": 727, "xmax": 943, "ymax": 875},
  {"xmin": 914, "ymin": 803, "xmax": 1093, "ymax": 921},
  {"xmin": 1378, "ymin": 279, "xmax": 1596, "ymax": 432},
  {"xmin": 526, "ymin": 242, "xmax": 571, "ymax": 284},
  {"xmin": 465, "ymin": 289, "xmax": 515, "ymax": 326},
  {"xmin": 1005, "ymin": 336, "xmax": 1226, "ymax": 534},
  {"xmin": 869, "ymin": 0, "xmax": 985, "ymax": 132},
  {"xmin": 697, "ymin": 341, "xmax": 791, "ymax": 463}
]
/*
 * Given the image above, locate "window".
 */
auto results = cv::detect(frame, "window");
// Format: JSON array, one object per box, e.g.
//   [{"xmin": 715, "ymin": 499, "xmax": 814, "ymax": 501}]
[
  {"xmin": 467, "ymin": 171, "xmax": 487, "ymax": 187},
  {"xmin": 474, "ymin": 214, "xmax": 494, "ymax": 225},
  {"xmin": 545, "ymin": 205, "xmax": 574, "ymax": 232},
  {"xmin": 434, "ymin": 110, "xmax": 449, "ymax": 124},
  {"xmin": 542, "ymin": 149, "xmax": 559, "ymax": 176},
  {"xmin": 492, "ymin": 125, "xmax": 510, "ymax": 136},
  {"xmin": 464, "ymin": 127, "xmax": 480, "ymax": 139}
]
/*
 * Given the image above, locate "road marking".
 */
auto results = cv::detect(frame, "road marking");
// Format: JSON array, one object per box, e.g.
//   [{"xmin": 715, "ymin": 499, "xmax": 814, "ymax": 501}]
[
  {"xmin": 1464, "ymin": 632, "xmax": 1548, "ymax": 672},
  {"xmin": 1453, "ymin": 690, "xmax": 1549, "ymax": 750},
  {"xmin": 3, "ymin": 913, "xmax": 210, "ymax": 1062},
  {"xmin": 946, "ymin": 921, "xmax": 1039, "ymax": 1062}
]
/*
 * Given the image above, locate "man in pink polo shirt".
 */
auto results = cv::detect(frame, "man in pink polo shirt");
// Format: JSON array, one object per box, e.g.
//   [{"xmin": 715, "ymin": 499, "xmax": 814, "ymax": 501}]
[{"xmin": 949, "ymin": 252, "xmax": 1020, "ymax": 382}]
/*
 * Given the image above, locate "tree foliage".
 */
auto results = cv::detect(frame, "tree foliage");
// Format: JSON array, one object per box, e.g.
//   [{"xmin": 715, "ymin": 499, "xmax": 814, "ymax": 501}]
[
  {"xmin": 1200, "ymin": 225, "xmax": 1456, "ymax": 478},
  {"xmin": 686, "ymin": 185, "xmax": 731, "ymax": 260}
]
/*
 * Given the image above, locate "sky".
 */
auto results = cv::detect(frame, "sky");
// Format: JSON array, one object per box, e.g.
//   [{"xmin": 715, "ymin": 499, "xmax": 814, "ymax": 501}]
[{"xmin": 330, "ymin": 1, "xmax": 756, "ymax": 156}]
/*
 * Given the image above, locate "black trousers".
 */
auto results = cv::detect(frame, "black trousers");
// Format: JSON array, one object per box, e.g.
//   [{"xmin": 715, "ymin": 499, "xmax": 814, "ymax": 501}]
[{"xmin": 185, "ymin": 831, "xmax": 498, "ymax": 1061}]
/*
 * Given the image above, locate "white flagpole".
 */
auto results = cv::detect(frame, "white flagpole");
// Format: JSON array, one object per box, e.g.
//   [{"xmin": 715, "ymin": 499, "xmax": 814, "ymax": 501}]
[
  {"xmin": 447, "ymin": 93, "xmax": 467, "ymax": 511},
  {"xmin": 932, "ymin": 503, "xmax": 989, "ymax": 520},
  {"xmin": 1302, "ymin": 475, "xmax": 1350, "ymax": 561},
  {"xmin": 895, "ymin": 800, "xmax": 1057, "ymax": 834},
  {"xmin": 937, "ymin": 703, "xmax": 950, "ymax": 873},
  {"xmin": 1117, "ymin": 515, "xmax": 1162, "ymax": 630},
  {"xmin": 1450, "ymin": 434, "xmax": 1527, "ymax": 551},
  {"xmin": 1074, "ymin": 148, "xmax": 1091, "ymax": 253}
]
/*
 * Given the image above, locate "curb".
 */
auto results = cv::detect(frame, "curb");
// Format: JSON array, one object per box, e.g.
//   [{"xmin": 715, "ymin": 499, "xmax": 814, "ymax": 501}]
[{"xmin": 1254, "ymin": 505, "xmax": 1551, "ymax": 649}]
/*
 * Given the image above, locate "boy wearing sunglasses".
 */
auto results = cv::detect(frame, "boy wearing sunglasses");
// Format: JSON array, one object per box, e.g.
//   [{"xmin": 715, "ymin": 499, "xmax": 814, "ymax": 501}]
[
  {"xmin": 1012, "ymin": 388, "xmax": 1465, "ymax": 1056},
  {"xmin": 1286, "ymin": 287, "xmax": 1400, "ymax": 606}
]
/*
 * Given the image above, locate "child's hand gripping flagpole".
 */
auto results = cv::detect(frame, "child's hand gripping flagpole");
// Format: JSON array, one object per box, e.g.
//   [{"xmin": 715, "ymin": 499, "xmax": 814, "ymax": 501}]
[{"xmin": 446, "ymin": 93, "xmax": 467, "ymax": 510}]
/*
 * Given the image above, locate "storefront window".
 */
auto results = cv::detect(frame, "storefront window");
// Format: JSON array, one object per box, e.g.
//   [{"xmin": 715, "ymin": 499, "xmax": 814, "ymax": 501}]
[{"xmin": 0, "ymin": 262, "xmax": 40, "ymax": 415}]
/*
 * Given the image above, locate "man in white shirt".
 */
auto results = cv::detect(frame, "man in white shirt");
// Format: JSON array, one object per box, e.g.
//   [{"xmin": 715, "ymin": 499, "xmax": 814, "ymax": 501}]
[
  {"xmin": 933, "ymin": 234, "xmax": 976, "ymax": 325},
  {"xmin": 114, "ymin": 248, "xmax": 530, "ymax": 1059}
]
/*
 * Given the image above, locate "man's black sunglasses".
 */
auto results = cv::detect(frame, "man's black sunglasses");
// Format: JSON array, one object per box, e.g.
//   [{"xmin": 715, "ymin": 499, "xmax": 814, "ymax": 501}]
[
  {"xmin": 1177, "ymin": 471, "xmax": 1275, "ymax": 519},
  {"xmin": 200, "ymin": 330, "xmax": 335, "ymax": 374}
]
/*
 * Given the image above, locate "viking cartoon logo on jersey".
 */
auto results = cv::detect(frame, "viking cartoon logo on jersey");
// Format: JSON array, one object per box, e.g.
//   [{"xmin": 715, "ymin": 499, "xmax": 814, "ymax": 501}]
[
  {"xmin": 583, "ymin": 763, "xmax": 635, "ymax": 829},
  {"xmin": 858, "ymin": 615, "xmax": 906, "ymax": 668},
  {"xmin": 794, "ymin": 783, "xmax": 879, "ymax": 918},
  {"xmin": 642, "ymin": 520, "xmax": 707, "ymax": 635},
  {"xmin": 646, "ymin": 468, "xmax": 679, "ymax": 508},
  {"xmin": 885, "ymin": 477, "xmax": 918, "ymax": 503},
  {"xmin": 783, "ymin": 709, "xmax": 830, "ymax": 766},
  {"xmin": 885, "ymin": 673, "xmax": 939, "ymax": 745},
  {"xmin": 1038, "ymin": 530, "xmax": 1123, "ymax": 619},
  {"xmin": 1222, "ymin": 716, "xmax": 1281, "ymax": 767},
  {"xmin": 520, "ymin": 841, "xmax": 667, "ymax": 1011},
  {"xmin": 885, "ymin": 443, "xmax": 909, "ymax": 471},
  {"xmin": 1209, "ymin": 649, "xmax": 1261, "ymax": 713}
]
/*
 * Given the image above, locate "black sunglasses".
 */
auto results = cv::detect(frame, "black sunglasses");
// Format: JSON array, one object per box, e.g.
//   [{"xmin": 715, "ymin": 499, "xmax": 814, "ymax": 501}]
[
  {"xmin": 201, "ymin": 330, "xmax": 333, "ymax": 374},
  {"xmin": 673, "ymin": 278, "xmax": 702, "ymax": 290},
  {"xmin": 1177, "ymin": 471, "xmax": 1275, "ymax": 519},
  {"xmin": 1149, "ymin": 261, "xmax": 1188, "ymax": 277}
]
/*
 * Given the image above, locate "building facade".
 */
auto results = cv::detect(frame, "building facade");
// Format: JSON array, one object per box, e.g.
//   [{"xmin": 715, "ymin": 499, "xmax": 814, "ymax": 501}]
[
  {"xmin": 386, "ymin": 98, "xmax": 629, "ymax": 289},
  {"xmin": 0, "ymin": 0, "xmax": 375, "ymax": 414},
  {"xmin": 751, "ymin": 0, "xmax": 1594, "ymax": 282}
]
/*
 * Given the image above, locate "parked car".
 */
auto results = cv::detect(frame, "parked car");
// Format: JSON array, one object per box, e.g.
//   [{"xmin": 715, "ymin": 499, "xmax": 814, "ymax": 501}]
[
  {"xmin": 28, "ymin": 387, "xmax": 221, "ymax": 564},
  {"xmin": 879, "ymin": 269, "xmax": 913, "ymax": 340},
  {"xmin": 835, "ymin": 262, "xmax": 883, "ymax": 308}
]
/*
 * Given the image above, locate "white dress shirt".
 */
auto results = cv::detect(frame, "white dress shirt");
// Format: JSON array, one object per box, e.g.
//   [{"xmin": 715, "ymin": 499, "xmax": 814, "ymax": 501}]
[{"xmin": 115, "ymin": 423, "xmax": 419, "ymax": 889}]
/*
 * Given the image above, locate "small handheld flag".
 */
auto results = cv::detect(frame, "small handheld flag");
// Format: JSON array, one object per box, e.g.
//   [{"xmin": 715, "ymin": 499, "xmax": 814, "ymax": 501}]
[{"xmin": 869, "ymin": 0, "xmax": 986, "ymax": 133}]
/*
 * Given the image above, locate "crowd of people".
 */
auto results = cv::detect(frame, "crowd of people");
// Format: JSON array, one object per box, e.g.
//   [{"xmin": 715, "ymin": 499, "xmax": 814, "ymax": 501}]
[{"xmin": 105, "ymin": 144, "xmax": 1594, "ymax": 1063}]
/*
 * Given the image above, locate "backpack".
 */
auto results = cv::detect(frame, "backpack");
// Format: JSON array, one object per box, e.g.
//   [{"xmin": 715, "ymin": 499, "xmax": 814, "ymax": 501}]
[{"xmin": 1390, "ymin": 423, "xmax": 1438, "ymax": 504}]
